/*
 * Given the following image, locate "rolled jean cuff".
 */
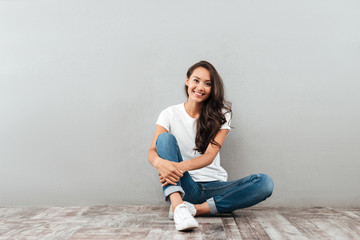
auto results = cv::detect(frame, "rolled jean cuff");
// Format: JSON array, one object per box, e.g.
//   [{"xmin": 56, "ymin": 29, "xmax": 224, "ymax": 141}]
[
  {"xmin": 207, "ymin": 197, "xmax": 219, "ymax": 214},
  {"xmin": 163, "ymin": 186, "xmax": 185, "ymax": 202}
]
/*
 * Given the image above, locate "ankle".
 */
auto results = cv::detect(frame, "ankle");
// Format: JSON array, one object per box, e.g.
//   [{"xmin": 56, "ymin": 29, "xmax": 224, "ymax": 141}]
[
  {"xmin": 169, "ymin": 192, "xmax": 183, "ymax": 211},
  {"xmin": 172, "ymin": 201, "xmax": 183, "ymax": 212},
  {"xmin": 194, "ymin": 202, "xmax": 210, "ymax": 216}
]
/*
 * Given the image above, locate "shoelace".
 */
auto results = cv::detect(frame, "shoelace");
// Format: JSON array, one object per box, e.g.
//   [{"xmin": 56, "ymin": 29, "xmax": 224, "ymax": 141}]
[{"xmin": 176, "ymin": 205, "xmax": 191, "ymax": 219}]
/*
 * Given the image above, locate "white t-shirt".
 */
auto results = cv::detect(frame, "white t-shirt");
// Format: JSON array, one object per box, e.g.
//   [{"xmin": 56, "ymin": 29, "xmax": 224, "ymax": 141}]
[{"xmin": 156, "ymin": 103, "xmax": 231, "ymax": 182}]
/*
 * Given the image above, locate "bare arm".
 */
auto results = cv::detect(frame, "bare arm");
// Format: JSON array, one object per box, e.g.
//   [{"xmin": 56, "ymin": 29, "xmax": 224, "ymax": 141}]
[
  {"xmin": 178, "ymin": 129, "xmax": 229, "ymax": 172},
  {"xmin": 148, "ymin": 125, "xmax": 183, "ymax": 186},
  {"xmin": 148, "ymin": 125, "xmax": 229, "ymax": 186},
  {"xmin": 147, "ymin": 125, "xmax": 168, "ymax": 168}
]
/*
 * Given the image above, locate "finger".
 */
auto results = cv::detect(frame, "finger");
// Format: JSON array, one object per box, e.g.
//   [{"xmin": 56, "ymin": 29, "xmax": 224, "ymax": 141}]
[
  {"xmin": 168, "ymin": 164, "xmax": 183, "ymax": 177},
  {"xmin": 169, "ymin": 171, "xmax": 181, "ymax": 180},
  {"xmin": 170, "ymin": 166, "xmax": 183, "ymax": 176},
  {"xmin": 165, "ymin": 178, "xmax": 176, "ymax": 186},
  {"xmin": 173, "ymin": 169, "xmax": 183, "ymax": 177},
  {"xmin": 162, "ymin": 172, "xmax": 179, "ymax": 182},
  {"xmin": 167, "ymin": 175, "xmax": 179, "ymax": 183}
]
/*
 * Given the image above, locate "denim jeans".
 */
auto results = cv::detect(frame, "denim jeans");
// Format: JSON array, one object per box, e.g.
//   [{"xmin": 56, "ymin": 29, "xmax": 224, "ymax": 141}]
[{"xmin": 156, "ymin": 132, "xmax": 274, "ymax": 214}]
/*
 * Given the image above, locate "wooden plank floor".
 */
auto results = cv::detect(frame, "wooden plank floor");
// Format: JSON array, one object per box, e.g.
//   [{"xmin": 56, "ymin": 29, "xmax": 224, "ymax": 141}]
[{"xmin": 0, "ymin": 206, "xmax": 359, "ymax": 239}]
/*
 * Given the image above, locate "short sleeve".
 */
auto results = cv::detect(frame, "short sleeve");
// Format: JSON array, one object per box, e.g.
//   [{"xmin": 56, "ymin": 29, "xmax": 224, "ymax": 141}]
[
  {"xmin": 220, "ymin": 111, "xmax": 232, "ymax": 134},
  {"xmin": 156, "ymin": 108, "xmax": 171, "ymax": 132}
]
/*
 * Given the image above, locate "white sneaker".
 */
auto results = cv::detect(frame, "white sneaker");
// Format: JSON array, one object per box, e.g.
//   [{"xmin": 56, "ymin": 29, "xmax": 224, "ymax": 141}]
[
  {"xmin": 173, "ymin": 203, "xmax": 199, "ymax": 231},
  {"xmin": 169, "ymin": 201, "xmax": 196, "ymax": 220}
]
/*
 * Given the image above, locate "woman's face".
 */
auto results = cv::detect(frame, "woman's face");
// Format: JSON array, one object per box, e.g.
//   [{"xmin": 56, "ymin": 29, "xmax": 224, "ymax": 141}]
[{"xmin": 186, "ymin": 67, "xmax": 212, "ymax": 103}]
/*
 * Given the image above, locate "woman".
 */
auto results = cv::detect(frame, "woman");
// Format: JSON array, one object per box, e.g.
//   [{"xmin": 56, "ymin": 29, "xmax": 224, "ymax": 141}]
[{"xmin": 148, "ymin": 60, "xmax": 274, "ymax": 231}]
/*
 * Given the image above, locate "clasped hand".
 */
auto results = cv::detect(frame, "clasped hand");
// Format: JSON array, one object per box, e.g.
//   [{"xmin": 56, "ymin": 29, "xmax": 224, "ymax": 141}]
[{"xmin": 156, "ymin": 159, "xmax": 185, "ymax": 187}]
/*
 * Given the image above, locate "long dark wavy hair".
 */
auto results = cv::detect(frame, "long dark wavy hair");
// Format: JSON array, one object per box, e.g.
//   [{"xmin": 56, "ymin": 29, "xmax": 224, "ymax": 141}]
[{"xmin": 185, "ymin": 61, "xmax": 232, "ymax": 154}]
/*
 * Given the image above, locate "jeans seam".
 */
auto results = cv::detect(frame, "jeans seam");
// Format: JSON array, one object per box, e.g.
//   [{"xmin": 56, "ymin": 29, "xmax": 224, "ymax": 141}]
[
  {"xmin": 202, "ymin": 181, "xmax": 240, "ymax": 191},
  {"xmin": 214, "ymin": 176, "xmax": 261, "ymax": 203}
]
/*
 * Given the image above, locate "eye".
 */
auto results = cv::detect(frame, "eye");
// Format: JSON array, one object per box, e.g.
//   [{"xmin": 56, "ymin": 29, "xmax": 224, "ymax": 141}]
[
  {"xmin": 193, "ymin": 79, "xmax": 199, "ymax": 83},
  {"xmin": 205, "ymin": 82, "xmax": 211, "ymax": 87}
]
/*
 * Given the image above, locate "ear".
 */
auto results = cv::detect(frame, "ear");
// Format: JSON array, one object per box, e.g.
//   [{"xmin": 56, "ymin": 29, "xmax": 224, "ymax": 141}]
[{"xmin": 185, "ymin": 77, "xmax": 189, "ymax": 86}]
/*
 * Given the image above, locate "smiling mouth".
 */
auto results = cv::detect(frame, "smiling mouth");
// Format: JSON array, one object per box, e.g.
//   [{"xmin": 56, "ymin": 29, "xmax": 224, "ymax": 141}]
[{"xmin": 194, "ymin": 91, "xmax": 205, "ymax": 96}]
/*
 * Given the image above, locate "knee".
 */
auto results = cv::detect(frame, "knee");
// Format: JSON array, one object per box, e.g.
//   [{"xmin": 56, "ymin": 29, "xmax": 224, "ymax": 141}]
[
  {"xmin": 259, "ymin": 173, "xmax": 274, "ymax": 198},
  {"xmin": 156, "ymin": 132, "xmax": 177, "ymax": 148}
]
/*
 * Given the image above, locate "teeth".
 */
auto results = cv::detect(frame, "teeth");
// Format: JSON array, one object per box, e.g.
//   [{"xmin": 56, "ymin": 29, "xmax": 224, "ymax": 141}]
[{"xmin": 194, "ymin": 91, "xmax": 204, "ymax": 96}]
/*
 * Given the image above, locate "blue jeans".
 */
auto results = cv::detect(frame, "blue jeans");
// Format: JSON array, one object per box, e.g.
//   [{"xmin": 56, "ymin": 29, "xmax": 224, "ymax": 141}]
[{"xmin": 156, "ymin": 133, "xmax": 274, "ymax": 214}]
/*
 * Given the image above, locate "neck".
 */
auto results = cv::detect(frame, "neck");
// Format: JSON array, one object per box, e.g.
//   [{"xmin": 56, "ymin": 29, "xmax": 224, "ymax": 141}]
[{"xmin": 184, "ymin": 100, "xmax": 203, "ymax": 118}]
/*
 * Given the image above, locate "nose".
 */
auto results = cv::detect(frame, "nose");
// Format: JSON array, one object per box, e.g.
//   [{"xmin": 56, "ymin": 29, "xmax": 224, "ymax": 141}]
[{"xmin": 197, "ymin": 82, "xmax": 205, "ymax": 91}]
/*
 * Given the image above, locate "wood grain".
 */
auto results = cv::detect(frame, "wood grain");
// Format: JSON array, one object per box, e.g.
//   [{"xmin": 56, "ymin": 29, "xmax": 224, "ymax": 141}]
[{"xmin": 0, "ymin": 206, "xmax": 359, "ymax": 239}]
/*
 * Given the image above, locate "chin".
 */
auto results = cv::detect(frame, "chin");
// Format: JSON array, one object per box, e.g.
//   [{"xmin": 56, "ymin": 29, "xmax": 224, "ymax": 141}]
[{"xmin": 193, "ymin": 96, "xmax": 209, "ymax": 103}]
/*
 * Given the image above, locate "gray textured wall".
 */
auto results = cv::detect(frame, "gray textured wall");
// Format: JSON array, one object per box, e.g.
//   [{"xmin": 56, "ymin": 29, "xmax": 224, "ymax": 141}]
[{"xmin": 1, "ymin": 0, "xmax": 359, "ymax": 207}]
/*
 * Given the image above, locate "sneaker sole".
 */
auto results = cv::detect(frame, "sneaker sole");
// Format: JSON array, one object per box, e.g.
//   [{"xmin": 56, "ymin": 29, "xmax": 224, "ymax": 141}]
[{"xmin": 176, "ymin": 222, "xmax": 199, "ymax": 231}]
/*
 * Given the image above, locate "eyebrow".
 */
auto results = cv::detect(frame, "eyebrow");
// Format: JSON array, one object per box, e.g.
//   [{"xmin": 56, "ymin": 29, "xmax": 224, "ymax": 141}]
[{"xmin": 193, "ymin": 76, "xmax": 211, "ymax": 81}]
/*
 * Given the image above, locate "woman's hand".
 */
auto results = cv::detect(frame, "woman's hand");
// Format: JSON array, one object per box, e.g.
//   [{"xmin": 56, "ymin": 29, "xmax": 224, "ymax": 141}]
[{"xmin": 155, "ymin": 158, "xmax": 183, "ymax": 186}]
